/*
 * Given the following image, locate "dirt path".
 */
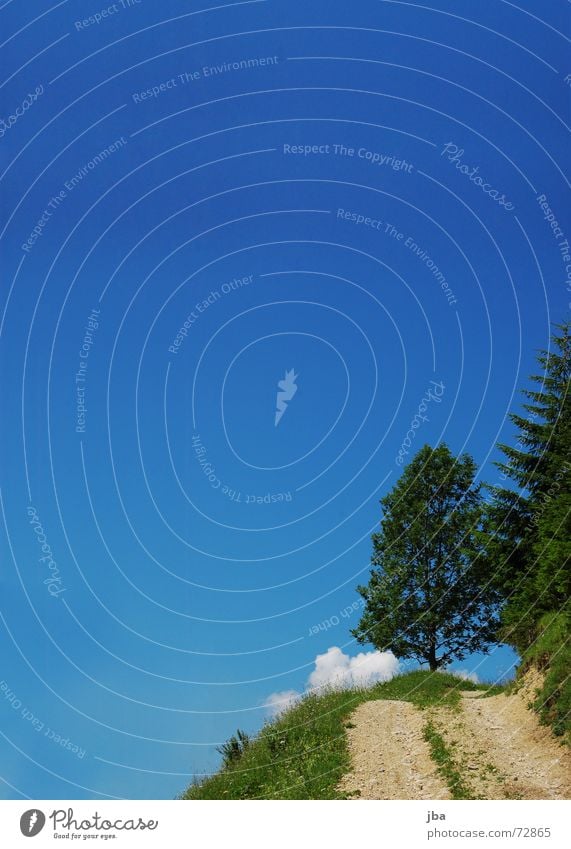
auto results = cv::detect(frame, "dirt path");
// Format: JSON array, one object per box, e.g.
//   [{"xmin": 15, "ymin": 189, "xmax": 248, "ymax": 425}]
[
  {"xmin": 339, "ymin": 683, "xmax": 571, "ymax": 800},
  {"xmin": 436, "ymin": 691, "xmax": 571, "ymax": 800},
  {"xmin": 338, "ymin": 700, "xmax": 451, "ymax": 799}
]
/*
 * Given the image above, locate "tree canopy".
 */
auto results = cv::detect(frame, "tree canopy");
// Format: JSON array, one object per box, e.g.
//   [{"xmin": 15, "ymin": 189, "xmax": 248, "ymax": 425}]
[{"xmin": 353, "ymin": 443, "xmax": 500, "ymax": 670}]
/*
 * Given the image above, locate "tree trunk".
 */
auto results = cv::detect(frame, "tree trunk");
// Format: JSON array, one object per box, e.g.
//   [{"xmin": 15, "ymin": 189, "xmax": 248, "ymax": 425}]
[{"xmin": 428, "ymin": 642, "xmax": 438, "ymax": 671}]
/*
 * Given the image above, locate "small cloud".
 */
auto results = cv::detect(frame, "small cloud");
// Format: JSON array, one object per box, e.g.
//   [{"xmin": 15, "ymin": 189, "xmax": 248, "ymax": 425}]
[
  {"xmin": 264, "ymin": 647, "xmax": 400, "ymax": 715},
  {"xmin": 263, "ymin": 689, "xmax": 300, "ymax": 717},
  {"xmin": 443, "ymin": 668, "xmax": 480, "ymax": 684},
  {"xmin": 308, "ymin": 646, "xmax": 400, "ymax": 691}
]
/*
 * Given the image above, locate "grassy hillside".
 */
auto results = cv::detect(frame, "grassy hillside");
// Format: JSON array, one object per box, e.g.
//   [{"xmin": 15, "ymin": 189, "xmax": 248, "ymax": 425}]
[
  {"xmin": 519, "ymin": 610, "xmax": 571, "ymax": 741},
  {"xmin": 181, "ymin": 671, "xmax": 502, "ymax": 800}
]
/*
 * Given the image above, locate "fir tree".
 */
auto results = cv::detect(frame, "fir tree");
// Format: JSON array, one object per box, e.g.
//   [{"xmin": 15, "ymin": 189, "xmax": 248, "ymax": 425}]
[{"xmin": 485, "ymin": 321, "xmax": 570, "ymax": 651}]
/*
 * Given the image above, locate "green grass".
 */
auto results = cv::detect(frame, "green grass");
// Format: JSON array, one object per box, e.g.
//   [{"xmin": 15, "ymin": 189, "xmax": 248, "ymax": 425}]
[
  {"xmin": 521, "ymin": 610, "xmax": 571, "ymax": 741},
  {"xmin": 180, "ymin": 670, "xmax": 501, "ymax": 800},
  {"xmin": 422, "ymin": 720, "xmax": 473, "ymax": 799}
]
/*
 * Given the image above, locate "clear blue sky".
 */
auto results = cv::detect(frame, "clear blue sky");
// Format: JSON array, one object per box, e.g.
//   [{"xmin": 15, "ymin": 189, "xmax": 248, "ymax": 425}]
[{"xmin": 0, "ymin": 0, "xmax": 569, "ymax": 799}]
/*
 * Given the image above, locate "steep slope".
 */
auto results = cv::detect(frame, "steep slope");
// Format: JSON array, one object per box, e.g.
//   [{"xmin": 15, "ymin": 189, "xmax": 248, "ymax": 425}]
[
  {"xmin": 181, "ymin": 670, "xmax": 569, "ymax": 800},
  {"xmin": 182, "ymin": 672, "xmax": 498, "ymax": 800}
]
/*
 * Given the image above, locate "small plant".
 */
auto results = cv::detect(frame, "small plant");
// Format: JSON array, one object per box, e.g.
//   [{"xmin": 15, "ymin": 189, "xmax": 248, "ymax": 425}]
[{"xmin": 216, "ymin": 729, "xmax": 251, "ymax": 768}]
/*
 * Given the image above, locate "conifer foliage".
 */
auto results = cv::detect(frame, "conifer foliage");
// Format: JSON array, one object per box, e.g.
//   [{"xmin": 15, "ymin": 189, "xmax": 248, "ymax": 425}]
[{"xmin": 485, "ymin": 321, "xmax": 570, "ymax": 652}]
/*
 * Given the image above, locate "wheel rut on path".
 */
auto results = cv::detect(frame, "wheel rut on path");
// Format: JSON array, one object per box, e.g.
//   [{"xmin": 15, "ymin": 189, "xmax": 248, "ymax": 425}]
[{"xmin": 338, "ymin": 683, "xmax": 570, "ymax": 800}]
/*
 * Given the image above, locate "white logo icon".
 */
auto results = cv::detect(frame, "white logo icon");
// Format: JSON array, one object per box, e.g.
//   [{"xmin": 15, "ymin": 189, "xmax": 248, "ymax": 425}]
[
  {"xmin": 20, "ymin": 809, "xmax": 45, "ymax": 837},
  {"xmin": 275, "ymin": 369, "xmax": 298, "ymax": 426}
]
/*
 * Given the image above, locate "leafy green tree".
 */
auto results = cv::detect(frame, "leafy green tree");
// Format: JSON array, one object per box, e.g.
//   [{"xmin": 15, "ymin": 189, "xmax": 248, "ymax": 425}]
[
  {"xmin": 353, "ymin": 444, "xmax": 500, "ymax": 670},
  {"xmin": 484, "ymin": 321, "xmax": 570, "ymax": 651}
]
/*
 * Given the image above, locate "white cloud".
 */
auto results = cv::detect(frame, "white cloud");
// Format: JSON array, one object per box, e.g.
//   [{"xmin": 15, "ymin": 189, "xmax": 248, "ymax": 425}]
[
  {"xmin": 263, "ymin": 689, "xmax": 300, "ymax": 717},
  {"xmin": 442, "ymin": 668, "xmax": 480, "ymax": 683},
  {"xmin": 264, "ymin": 647, "xmax": 400, "ymax": 714},
  {"xmin": 308, "ymin": 646, "xmax": 400, "ymax": 691}
]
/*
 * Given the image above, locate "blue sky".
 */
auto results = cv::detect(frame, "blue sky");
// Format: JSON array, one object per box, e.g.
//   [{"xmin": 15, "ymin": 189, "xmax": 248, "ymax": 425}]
[{"xmin": 0, "ymin": 0, "xmax": 569, "ymax": 799}]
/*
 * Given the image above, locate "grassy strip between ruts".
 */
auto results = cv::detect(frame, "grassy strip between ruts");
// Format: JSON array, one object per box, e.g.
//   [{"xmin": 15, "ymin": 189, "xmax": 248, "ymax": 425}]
[
  {"xmin": 422, "ymin": 720, "xmax": 474, "ymax": 800},
  {"xmin": 181, "ymin": 670, "xmax": 503, "ymax": 800}
]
